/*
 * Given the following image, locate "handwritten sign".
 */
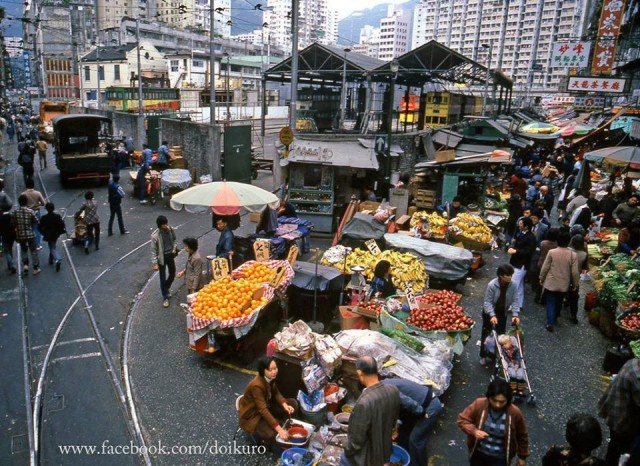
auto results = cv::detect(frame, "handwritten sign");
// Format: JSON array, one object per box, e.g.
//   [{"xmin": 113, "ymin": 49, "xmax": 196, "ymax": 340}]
[
  {"xmin": 404, "ymin": 288, "xmax": 419, "ymax": 311},
  {"xmin": 211, "ymin": 258, "xmax": 230, "ymax": 281},
  {"xmin": 365, "ymin": 239, "xmax": 382, "ymax": 256},
  {"xmin": 287, "ymin": 244, "xmax": 299, "ymax": 267},
  {"xmin": 253, "ymin": 239, "xmax": 270, "ymax": 262},
  {"xmin": 270, "ymin": 265, "xmax": 287, "ymax": 288}
]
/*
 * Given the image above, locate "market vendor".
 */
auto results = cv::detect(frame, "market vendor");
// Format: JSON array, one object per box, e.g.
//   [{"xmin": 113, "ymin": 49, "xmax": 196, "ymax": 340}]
[
  {"xmin": 612, "ymin": 194, "xmax": 640, "ymax": 227},
  {"xmin": 369, "ymin": 259, "xmax": 397, "ymax": 298},
  {"xmin": 436, "ymin": 196, "xmax": 466, "ymax": 219},
  {"xmin": 238, "ymin": 356, "xmax": 298, "ymax": 445},
  {"xmin": 277, "ymin": 199, "xmax": 297, "ymax": 218},
  {"xmin": 617, "ymin": 221, "xmax": 640, "ymax": 255},
  {"xmin": 214, "ymin": 216, "xmax": 234, "ymax": 259},
  {"xmin": 381, "ymin": 377, "xmax": 443, "ymax": 466}
]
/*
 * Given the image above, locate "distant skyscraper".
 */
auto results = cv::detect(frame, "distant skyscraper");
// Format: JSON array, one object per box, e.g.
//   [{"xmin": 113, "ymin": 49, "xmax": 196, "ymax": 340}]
[
  {"xmin": 154, "ymin": 0, "xmax": 231, "ymax": 38},
  {"xmin": 264, "ymin": 0, "xmax": 338, "ymax": 51},
  {"xmin": 411, "ymin": 0, "xmax": 593, "ymax": 92},
  {"xmin": 378, "ymin": 6, "xmax": 409, "ymax": 61}
]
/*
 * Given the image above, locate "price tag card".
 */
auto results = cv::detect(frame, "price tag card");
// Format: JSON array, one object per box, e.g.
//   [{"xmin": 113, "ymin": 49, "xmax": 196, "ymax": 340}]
[
  {"xmin": 211, "ymin": 258, "xmax": 229, "ymax": 281},
  {"xmin": 405, "ymin": 288, "xmax": 419, "ymax": 310},
  {"xmin": 270, "ymin": 265, "xmax": 287, "ymax": 288},
  {"xmin": 253, "ymin": 239, "xmax": 271, "ymax": 262},
  {"xmin": 365, "ymin": 239, "xmax": 382, "ymax": 256},
  {"xmin": 287, "ymin": 244, "xmax": 299, "ymax": 267},
  {"xmin": 628, "ymin": 281, "xmax": 637, "ymax": 293}
]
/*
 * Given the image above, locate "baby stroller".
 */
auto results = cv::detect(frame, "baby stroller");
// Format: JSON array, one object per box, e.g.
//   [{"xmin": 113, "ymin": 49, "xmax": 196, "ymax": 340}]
[{"xmin": 488, "ymin": 327, "xmax": 536, "ymax": 406}]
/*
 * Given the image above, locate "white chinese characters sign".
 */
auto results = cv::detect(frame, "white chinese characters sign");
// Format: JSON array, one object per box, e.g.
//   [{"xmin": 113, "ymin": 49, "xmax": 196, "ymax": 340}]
[
  {"xmin": 552, "ymin": 42, "xmax": 591, "ymax": 67},
  {"xmin": 567, "ymin": 77, "xmax": 626, "ymax": 93}
]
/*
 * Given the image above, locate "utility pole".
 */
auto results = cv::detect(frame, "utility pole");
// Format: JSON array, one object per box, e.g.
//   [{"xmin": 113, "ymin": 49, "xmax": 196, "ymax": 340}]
[
  {"xmin": 481, "ymin": 41, "xmax": 492, "ymax": 117},
  {"xmin": 339, "ymin": 47, "xmax": 350, "ymax": 131},
  {"xmin": 136, "ymin": 19, "xmax": 145, "ymax": 146},
  {"xmin": 96, "ymin": 44, "xmax": 101, "ymax": 108},
  {"xmin": 289, "ymin": 0, "xmax": 299, "ymax": 131},
  {"xmin": 209, "ymin": 0, "xmax": 216, "ymax": 124}
]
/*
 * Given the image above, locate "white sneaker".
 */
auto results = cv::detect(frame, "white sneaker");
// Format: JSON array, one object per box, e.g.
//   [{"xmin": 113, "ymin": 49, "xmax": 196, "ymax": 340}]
[
  {"xmin": 140, "ymin": 200, "xmax": 148, "ymax": 205},
  {"xmin": 162, "ymin": 299, "xmax": 169, "ymax": 308},
  {"xmin": 479, "ymin": 358, "xmax": 487, "ymax": 366}
]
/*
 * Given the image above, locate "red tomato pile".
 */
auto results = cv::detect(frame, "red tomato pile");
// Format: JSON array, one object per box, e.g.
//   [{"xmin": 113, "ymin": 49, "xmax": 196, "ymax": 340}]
[
  {"xmin": 621, "ymin": 311, "xmax": 640, "ymax": 330},
  {"xmin": 407, "ymin": 295, "xmax": 473, "ymax": 332},
  {"xmin": 358, "ymin": 301, "xmax": 382, "ymax": 315},
  {"xmin": 416, "ymin": 290, "xmax": 462, "ymax": 306}
]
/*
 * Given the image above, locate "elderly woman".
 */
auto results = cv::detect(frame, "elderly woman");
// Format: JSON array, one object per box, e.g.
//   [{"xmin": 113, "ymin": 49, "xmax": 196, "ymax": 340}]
[
  {"xmin": 238, "ymin": 356, "xmax": 298, "ymax": 445},
  {"xmin": 457, "ymin": 378, "xmax": 529, "ymax": 466}
]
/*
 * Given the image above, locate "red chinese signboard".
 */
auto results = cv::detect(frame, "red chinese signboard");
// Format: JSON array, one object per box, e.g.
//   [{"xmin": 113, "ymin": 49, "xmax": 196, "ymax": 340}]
[
  {"xmin": 567, "ymin": 77, "xmax": 626, "ymax": 93},
  {"xmin": 591, "ymin": 0, "xmax": 627, "ymax": 75}
]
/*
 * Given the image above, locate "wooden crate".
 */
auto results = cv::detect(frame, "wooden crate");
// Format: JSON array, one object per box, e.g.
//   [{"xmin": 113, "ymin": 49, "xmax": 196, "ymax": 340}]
[
  {"xmin": 450, "ymin": 233, "xmax": 492, "ymax": 251},
  {"xmin": 414, "ymin": 189, "xmax": 436, "ymax": 208}
]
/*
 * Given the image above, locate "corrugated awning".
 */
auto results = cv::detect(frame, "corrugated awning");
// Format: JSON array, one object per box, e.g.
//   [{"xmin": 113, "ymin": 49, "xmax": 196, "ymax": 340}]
[
  {"xmin": 280, "ymin": 139, "xmax": 379, "ymax": 169},
  {"xmin": 432, "ymin": 129, "xmax": 463, "ymax": 148},
  {"xmin": 415, "ymin": 151, "xmax": 512, "ymax": 169}
]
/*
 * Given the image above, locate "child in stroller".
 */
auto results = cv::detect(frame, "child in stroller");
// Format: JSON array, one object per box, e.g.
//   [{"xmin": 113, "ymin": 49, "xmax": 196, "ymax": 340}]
[{"xmin": 497, "ymin": 334, "xmax": 526, "ymax": 397}]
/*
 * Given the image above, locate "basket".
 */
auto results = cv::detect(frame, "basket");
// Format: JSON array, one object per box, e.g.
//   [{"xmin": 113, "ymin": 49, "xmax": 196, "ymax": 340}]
[
  {"xmin": 450, "ymin": 233, "xmax": 492, "ymax": 251},
  {"xmin": 281, "ymin": 447, "xmax": 314, "ymax": 466},
  {"xmin": 300, "ymin": 405, "xmax": 327, "ymax": 427},
  {"xmin": 389, "ymin": 444, "xmax": 410, "ymax": 466},
  {"xmin": 615, "ymin": 309, "xmax": 640, "ymax": 338}
]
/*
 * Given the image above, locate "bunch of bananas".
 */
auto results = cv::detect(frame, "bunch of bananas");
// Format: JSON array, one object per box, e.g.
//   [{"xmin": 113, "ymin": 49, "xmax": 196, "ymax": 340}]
[
  {"xmin": 409, "ymin": 211, "xmax": 447, "ymax": 238},
  {"xmin": 449, "ymin": 213, "xmax": 493, "ymax": 244},
  {"xmin": 321, "ymin": 247, "xmax": 428, "ymax": 294}
]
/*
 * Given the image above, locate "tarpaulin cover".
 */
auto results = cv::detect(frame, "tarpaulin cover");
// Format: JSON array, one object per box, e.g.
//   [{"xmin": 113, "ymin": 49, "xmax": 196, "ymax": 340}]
[
  {"xmin": 383, "ymin": 233, "xmax": 473, "ymax": 281},
  {"xmin": 290, "ymin": 261, "xmax": 344, "ymax": 292},
  {"xmin": 340, "ymin": 213, "xmax": 386, "ymax": 241}
]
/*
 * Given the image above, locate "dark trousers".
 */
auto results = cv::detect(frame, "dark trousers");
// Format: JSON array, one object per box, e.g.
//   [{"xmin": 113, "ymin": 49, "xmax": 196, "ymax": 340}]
[
  {"xmin": 84, "ymin": 222, "xmax": 100, "ymax": 250},
  {"xmin": 397, "ymin": 397, "xmax": 444, "ymax": 466},
  {"xmin": 108, "ymin": 204, "xmax": 125, "ymax": 235},
  {"xmin": 137, "ymin": 172, "xmax": 147, "ymax": 201},
  {"xmin": 158, "ymin": 254, "xmax": 176, "ymax": 300},
  {"xmin": 18, "ymin": 237, "xmax": 39, "ymax": 268},
  {"xmin": 606, "ymin": 430, "xmax": 635, "ymax": 466},
  {"xmin": 22, "ymin": 163, "xmax": 34, "ymax": 186},
  {"xmin": 545, "ymin": 290, "xmax": 565, "ymax": 326},
  {"xmin": 252, "ymin": 398, "xmax": 299, "ymax": 444},
  {"xmin": 470, "ymin": 450, "xmax": 507, "ymax": 466},
  {"xmin": 567, "ymin": 288, "xmax": 579, "ymax": 319}
]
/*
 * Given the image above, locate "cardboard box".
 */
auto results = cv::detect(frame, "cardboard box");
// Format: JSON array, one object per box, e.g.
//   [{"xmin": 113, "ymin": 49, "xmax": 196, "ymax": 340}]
[
  {"xmin": 340, "ymin": 306, "xmax": 369, "ymax": 330},
  {"xmin": 249, "ymin": 211, "xmax": 262, "ymax": 223},
  {"xmin": 541, "ymin": 165, "xmax": 559, "ymax": 177},
  {"xmin": 396, "ymin": 214, "xmax": 411, "ymax": 230},
  {"xmin": 359, "ymin": 201, "xmax": 381, "ymax": 213},
  {"xmin": 435, "ymin": 149, "xmax": 456, "ymax": 163}
]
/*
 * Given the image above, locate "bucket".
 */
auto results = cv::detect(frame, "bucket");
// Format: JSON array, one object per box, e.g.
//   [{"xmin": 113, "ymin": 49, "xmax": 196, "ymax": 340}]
[
  {"xmin": 281, "ymin": 447, "xmax": 314, "ymax": 466},
  {"xmin": 300, "ymin": 405, "xmax": 327, "ymax": 427},
  {"xmin": 389, "ymin": 444, "xmax": 410, "ymax": 465}
]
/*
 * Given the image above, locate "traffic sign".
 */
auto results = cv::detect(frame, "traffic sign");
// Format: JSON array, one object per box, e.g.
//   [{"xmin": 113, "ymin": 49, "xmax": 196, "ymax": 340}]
[
  {"xmin": 279, "ymin": 126, "xmax": 294, "ymax": 146},
  {"xmin": 375, "ymin": 135, "xmax": 387, "ymax": 153}
]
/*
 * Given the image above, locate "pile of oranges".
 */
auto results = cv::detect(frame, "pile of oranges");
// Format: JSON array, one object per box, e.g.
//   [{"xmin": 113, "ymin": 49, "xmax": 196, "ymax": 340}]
[
  {"xmin": 190, "ymin": 277, "xmax": 268, "ymax": 321},
  {"xmin": 232, "ymin": 262, "xmax": 276, "ymax": 284}
]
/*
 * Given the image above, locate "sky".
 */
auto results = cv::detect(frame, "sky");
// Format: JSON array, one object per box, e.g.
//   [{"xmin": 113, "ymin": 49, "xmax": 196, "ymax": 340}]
[{"xmin": 331, "ymin": 0, "xmax": 396, "ymax": 19}]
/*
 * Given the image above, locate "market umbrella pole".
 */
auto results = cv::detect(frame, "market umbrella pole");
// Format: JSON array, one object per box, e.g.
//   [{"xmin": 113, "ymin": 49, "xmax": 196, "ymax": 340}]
[{"xmin": 308, "ymin": 248, "xmax": 324, "ymax": 333}]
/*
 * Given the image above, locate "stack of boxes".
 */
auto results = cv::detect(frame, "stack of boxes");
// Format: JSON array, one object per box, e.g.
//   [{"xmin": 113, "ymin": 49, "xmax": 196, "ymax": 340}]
[{"xmin": 169, "ymin": 146, "xmax": 187, "ymax": 169}]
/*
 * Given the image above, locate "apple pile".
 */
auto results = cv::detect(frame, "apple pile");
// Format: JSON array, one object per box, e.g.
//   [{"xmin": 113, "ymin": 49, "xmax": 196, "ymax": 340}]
[
  {"xmin": 620, "ymin": 311, "xmax": 640, "ymax": 330},
  {"xmin": 407, "ymin": 301, "xmax": 474, "ymax": 332},
  {"xmin": 416, "ymin": 290, "xmax": 462, "ymax": 306}
]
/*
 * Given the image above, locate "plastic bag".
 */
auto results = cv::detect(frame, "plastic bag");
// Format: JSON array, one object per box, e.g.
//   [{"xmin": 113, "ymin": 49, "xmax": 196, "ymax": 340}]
[
  {"xmin": 313, "ymin": 334, "xmax": 342, "ymax": 378},
  {"xmin": 297, "ymin": 389, "xmax": 326, "ymax": 412},
  {"xmin": 302, "ymin": 358, "xmax": 328, "ymax": 393}
]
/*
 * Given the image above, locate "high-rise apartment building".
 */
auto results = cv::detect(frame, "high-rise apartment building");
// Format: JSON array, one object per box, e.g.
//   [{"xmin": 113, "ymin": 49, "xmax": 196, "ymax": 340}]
[
  {"xmin": 155, "ymin": 0, "xmax": 231, "ymax": 37},
  {"xmin": 411, "ymin": 0, "xmax": 593, "ymax": 93},
  {"xmin": 378, "ymin": 6, "xmax": 409, "ymax": 61},
  {"xmin": 264, "ymin": 0, "xmax": 338, "ymax": 52}
]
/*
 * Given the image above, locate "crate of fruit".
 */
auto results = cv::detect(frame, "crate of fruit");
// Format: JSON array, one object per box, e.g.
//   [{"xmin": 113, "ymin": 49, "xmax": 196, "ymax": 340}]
[{"xmin": 615, "ymin": 308, "xmax": 640, "ymax": 338}]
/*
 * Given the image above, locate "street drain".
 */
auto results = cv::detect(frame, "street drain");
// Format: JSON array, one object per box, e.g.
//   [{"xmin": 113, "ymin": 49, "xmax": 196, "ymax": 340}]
[
  {"xmin": 11, "ymin": 434, "xmax": 28, "ymax": 454},
  {"xmin": 47, "ymin": 394, "xmax": 65, "ymax": 413}
]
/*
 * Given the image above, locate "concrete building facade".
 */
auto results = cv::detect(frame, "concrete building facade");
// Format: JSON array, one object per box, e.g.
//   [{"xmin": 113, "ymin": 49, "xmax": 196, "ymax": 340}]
[
  {"xmin": 378, "ymin": 6, "xmax": 409, "ymax": 61},
  {"xmin": 411, "ymin": 0, "xmax": 593, "ymax": 94}
]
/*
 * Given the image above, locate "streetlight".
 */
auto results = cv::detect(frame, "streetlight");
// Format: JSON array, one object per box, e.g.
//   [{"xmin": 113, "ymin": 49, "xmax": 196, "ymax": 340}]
[
  {"xmin": 223, "ymin": 51, "xmax": 231, "ymax": 122},
  {"xmin": 136, "ymin": 19, "xmax": 145, "ymax": 146},
  {"xmin": 339, "ymin": 47, "xmax": 351, "ymax": 131},
  {"xmin": 385, "ymin": 59, "xmax": 399, "ymax": 189},
  {"xmin": 481, "ymin": 41, "xmax": 493, "ymax": 117}
]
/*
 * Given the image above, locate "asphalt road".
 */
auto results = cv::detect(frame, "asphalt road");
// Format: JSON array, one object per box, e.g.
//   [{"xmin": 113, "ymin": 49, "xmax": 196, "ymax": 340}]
[{"xmin": 0, "ymin": 134, "xmax": 615, "ymax": 466}]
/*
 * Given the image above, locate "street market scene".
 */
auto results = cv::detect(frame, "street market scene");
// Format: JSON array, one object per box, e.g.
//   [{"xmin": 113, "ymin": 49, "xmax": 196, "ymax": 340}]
[{"xmin": 2, "ymin": 0, "xmax": 640, "ymax": 465}]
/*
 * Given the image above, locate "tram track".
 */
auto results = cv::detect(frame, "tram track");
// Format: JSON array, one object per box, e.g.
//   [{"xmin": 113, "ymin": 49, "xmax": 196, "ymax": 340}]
[{"xmin": 6, "ymin": 144, "xmax": 210, "ymax": 465}]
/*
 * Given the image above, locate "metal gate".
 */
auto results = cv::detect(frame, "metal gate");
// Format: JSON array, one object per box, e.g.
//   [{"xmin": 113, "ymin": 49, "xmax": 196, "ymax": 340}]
[{"xmin": 223, "ymin": 125, "xmax": 252, "ymax": 183}]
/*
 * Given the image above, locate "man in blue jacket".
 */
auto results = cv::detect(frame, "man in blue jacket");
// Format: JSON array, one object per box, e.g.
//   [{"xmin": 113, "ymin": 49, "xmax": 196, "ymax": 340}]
[{"xmin": 381, "ymin": 377, "xmax": 443, "ymax": 466}]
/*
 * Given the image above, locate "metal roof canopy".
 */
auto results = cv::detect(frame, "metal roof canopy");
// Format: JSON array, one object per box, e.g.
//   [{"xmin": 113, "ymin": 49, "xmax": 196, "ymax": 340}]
[
  {"xmin": 264, "ymin": 41, "xmax": 513, "ymax": 89},
  {"xmin": 264, "ymin": 43, "xmax": 385, "ymax": 85}
]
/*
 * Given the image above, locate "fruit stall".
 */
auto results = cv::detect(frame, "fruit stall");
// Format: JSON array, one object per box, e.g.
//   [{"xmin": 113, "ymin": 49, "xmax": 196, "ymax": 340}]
[
  {"xmin": 186, "ymin": 260, "xmax": 294, "ymax": 354},
  {"xmin": 588, "ymin": 248, "xmax": 640, "ymax": 370}
]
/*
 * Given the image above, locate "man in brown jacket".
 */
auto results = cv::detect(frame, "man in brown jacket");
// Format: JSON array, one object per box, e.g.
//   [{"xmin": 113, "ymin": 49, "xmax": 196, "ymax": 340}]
[
  {"xmin": 539, "ymin": 230, "xmax": 580, "ymax": 332},
  {"xmin": 238, "ymin": 356, "xmax": 298, "ymax": 445}
]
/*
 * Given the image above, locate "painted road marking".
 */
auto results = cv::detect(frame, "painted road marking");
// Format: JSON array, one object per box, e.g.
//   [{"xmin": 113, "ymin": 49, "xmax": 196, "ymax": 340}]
[
  {"xmin": 32, "ymin": 338, "xmax": 97, "ymax": 351},
  {"xmin": 49, "ymin": 352, "xmax": 102, "ymax": 364}
]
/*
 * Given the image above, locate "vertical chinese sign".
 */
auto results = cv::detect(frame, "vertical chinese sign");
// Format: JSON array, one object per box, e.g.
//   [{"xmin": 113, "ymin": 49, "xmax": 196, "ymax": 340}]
[{"xmin": 591, "ymin": 0, "xmax": 627, "ymax": 75}]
